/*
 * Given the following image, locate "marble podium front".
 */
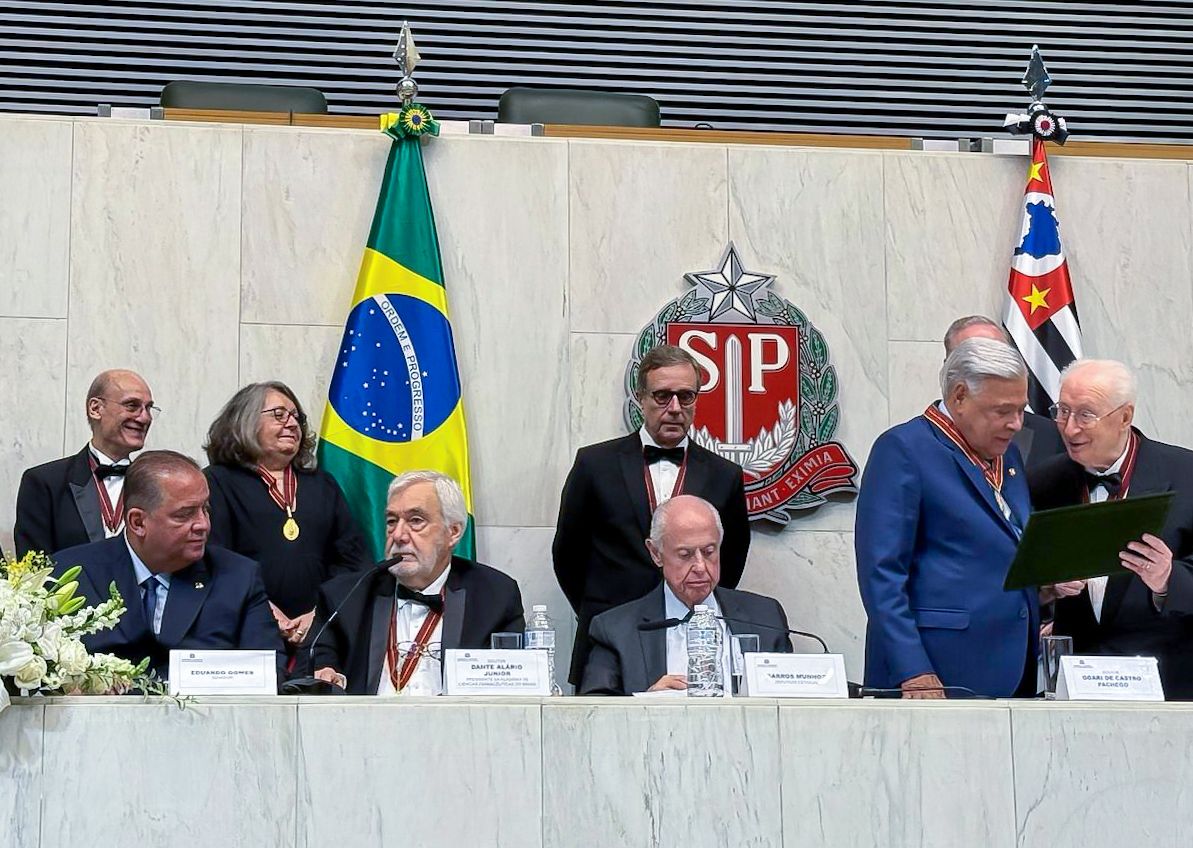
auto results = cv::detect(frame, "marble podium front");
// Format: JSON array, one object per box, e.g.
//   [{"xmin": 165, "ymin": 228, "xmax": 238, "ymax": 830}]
[{"xmin": 3, "ymin": 696, "xmax": 1190, "ymax": 848}]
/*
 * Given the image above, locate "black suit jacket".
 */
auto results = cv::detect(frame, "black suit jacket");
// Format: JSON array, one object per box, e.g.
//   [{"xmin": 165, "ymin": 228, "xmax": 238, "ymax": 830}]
[
  {"xmin": 1029, "ymin": 430, "xmax": 1193, "ymax": 699},
  {"xmin": 51, "ymin": 537, "xmax": 284, "ymax": 681},
  {"xmin": 15, "ymin": 446, "xmax": 109, "ymax": 557},
  {"xmin": 312, "ymin": 556, "xmax": 525, "ymax": 695},
  {"xmin": 553, "ymin": 433, "xmax": 751, "ymax": 684},
  {"xmin": 580, "ymin": 584, "xmax": 793, "ymax": 695},
  {"xmin": 1015, "ymin": 411, "xmax": 1067, "ymax": 470}
]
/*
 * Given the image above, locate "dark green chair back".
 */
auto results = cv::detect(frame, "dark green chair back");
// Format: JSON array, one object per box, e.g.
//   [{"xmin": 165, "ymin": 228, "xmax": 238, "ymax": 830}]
[
  {"xmin": 498, "ymin": 87, "xmax": 660, "ymax": 127},
  {"xmin": 160, "ymin": 81, "xmax": 328, "ymax": 114}
]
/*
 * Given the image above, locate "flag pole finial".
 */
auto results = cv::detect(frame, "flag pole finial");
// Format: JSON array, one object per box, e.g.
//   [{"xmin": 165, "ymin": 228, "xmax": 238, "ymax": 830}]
[
  {"xmin": 393, "ymin": 21, "xmax": 421, "ymax": 106},
  {"xmin": 1003, "ymin": 45, "xmax": 1069, "ymax": 145}
]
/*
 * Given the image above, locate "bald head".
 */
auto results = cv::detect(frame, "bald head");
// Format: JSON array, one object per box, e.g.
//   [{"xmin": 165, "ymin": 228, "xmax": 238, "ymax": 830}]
[
  {"xmin": 646, "ymin": 495, "xmax": 724, "ymax": 609},
  {"xmin": 1056, "ymin": 359, "xmax": 1137, "ymax": 470},
  {"xmin": 85, "ymin": 369, "xmax": 154, "ymax": 460}
]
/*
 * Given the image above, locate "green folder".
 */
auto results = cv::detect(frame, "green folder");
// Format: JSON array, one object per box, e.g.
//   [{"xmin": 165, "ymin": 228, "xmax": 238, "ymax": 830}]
[{"xmin": 1003, "ymin": 492, "xmax": 1175, "ymax": 590}]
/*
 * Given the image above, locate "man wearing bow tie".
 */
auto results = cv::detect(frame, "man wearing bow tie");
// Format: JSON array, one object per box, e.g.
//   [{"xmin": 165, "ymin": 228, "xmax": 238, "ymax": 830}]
[
  {"xmin": 1029, "ymin": 359, "xmax": 1193, "ymax": 699},
  {"xmin": 15, "ymin": 369, "xmax": 157, "ymax": 556},
  {"xmin": 553, "ymin": 345, "xmax": 750, "ymax": 687},
  {"xmin": 313, "ymin": 471, "xmax": 525, "ymax": 694}
]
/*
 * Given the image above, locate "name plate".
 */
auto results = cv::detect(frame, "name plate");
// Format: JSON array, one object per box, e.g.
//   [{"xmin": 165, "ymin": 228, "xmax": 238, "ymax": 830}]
[
  {"xmin": 742, "ymin": 653, "xmax": 849, "ymax": 698},
  {"xmin": 443, "ymin": 649, "xmax": 550, "ymax": 696},
  {"xmin": 1055, "ymin": 655, "xmax": 1164, "ymax": 701},
  {"xmin": 168, "ymin": 650, "xmax": 278, "ymax": 696}
]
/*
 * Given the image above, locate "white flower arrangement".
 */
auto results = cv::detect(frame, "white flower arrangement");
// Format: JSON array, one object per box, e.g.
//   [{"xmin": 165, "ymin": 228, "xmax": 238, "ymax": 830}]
[{"xmin": 0, "ymin": 550, "xmax": 151, "ymax": 711}]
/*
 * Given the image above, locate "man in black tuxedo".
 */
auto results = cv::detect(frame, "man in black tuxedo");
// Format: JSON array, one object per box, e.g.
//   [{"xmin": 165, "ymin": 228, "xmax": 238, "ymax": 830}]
[
  {"xmin": 943, "ymin": 316, "xmax": 1065, "ymax": 469},
  {"xmin": 313, "ymin": 471, "xmax": 525, "ymax": 695},
  {"xmin": 553, "ymin": 345, "xmax": 750, "ymax": 685},
  {"xmin": 51, "ymin": 450, "xmax": 282, "ymax": 681},
  {"xmin": 581, "ymin": 495, "xmax": 790, "ymax": 695},
  {"xmin": 16, "ymin": 369, "xmax": 157, "ymax": 556},
  {"xmin": 1028, "ymin": 359, "xmax": 1193, "ymax": 699}
]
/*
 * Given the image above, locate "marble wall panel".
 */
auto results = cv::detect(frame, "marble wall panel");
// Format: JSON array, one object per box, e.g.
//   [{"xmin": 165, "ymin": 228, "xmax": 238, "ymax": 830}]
[
  {"xmin": 238, "ymin": 323, "xmax": 343, "ymax": 429},
  {"xmin": 65, "ymin": 120, "xmax": 242, "ymax": 462},
  {"xmin": 0, "ymin": 317, "xmax": 68, "ymax": 555},
  {"xmin": 569, "ymin": 140, "xmax": 728, "ymax": 334},
  {"xmin": 887, "ymin": 340, "xmax": 945, "ymax": 426},
  {"xmin": 1012, "ymin": 702, "xmax": 1193, "ymax": 848},
  {"xmin": 0, "ymin": 704, "xmax": 42, "ymax": 848},
  {"xmin": 568, "ymin": 332, "xmax": 637, "ymax": 457},
  {"xmin": 542, "ymin": 700, "xmax": 782, "ymax": 848},
  {"xmin": 740, "ymin": 529, "xmax": 866, "ymax": 680},
  {"xmin": 296, "ymin": 700, "xmax": 542, "ymax": 848},
  {"xmin": 240, "ymin": 126, "xmax": 389, "ymax": 326},
  {"xmin": 1053, "ymin": 156, "xmax": 1193, "ymax": 448},
  {"xmin": 781, "ymin": 702, "xmax": 1015, "ymax": 848},
  {"xmin": 729, "ymin": 146, "xmax": 888, "ymax": 533},
  {"xmin": 476, "ymin": 525, "xmax": 574, "ymax": 692},
  {"xmin": 0, "ymin": 116, "xmax": 72, "ymax": 319},
  {"xmin": 39, "ymin": 700, "xmax": 297, "ymax": 848},
  {"xmin": 424, "ymin": 136, "xmax": 571, "ymax": 528},
  {"xmin": 884, "ymin": 151, "xmax": 1023, "ymax": 341}
]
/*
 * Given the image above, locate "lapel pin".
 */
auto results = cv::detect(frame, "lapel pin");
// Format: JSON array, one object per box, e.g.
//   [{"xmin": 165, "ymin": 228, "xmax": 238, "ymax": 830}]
[
  {"xmin": 1008, "ymin": 468, "xmax": 1017, "ymax": 477},
  {"xmin": 194, "ymin": 581, "xmax": 205, "ymax": 589}
]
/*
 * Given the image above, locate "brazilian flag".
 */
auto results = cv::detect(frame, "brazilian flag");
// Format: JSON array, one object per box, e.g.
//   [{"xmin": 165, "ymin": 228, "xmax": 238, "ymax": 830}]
[{"xmin": 317, "ymin": 105, "xmax": 474, "ymax": 559}]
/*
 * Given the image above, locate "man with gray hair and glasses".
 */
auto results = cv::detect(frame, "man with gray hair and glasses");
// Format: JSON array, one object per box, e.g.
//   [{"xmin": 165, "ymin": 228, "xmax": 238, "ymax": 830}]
[
  {"xmin": 1029, "ymin": 359, "xmax": 1193, "ymax": 699},
  {"xmin": 16, "ymin": 369, "xmax": 159, "ymax": 556},
  {"xmin": 856, "ymin": 338, "xmax": 1040, "ymax": 698},
  {"xmin": 312, "ymin": 470, "xmax": 525, "ymax": 694}
]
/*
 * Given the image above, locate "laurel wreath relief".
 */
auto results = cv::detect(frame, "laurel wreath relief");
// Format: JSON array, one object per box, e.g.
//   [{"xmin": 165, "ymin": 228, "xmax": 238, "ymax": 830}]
[{"xmin": 691, "ymin": 399, "xmax": 798, "ymax": 477}]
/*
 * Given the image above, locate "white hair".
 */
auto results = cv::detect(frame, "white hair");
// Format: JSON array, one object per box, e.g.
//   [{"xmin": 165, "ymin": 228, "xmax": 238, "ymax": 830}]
[
  {"xmin": 387, "ymin": 470, "xmax": 467, "ymax": 529},
  {"xmin": 648, "ymin": 495, "xmax": 724, "ymax": 547},
  {"xmin": 939, "ymin": 337, "xmax": 1027, "ymax": 398},
  {"xmin": 1059, "ymin": 359, "xmax": 1138, "ymax": 407}
]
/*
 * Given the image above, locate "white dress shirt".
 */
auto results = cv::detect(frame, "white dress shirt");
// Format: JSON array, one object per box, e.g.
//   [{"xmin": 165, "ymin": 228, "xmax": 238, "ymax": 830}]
[
  {"xmin": 377, "ymin": 565, "xmax": 451, "ymax": 696},
  {"xmin": 90, "ymin": 444, "xmax": 131, "ymax": 538},
  {"xmin": 1084, "ymin": 442, "xmax": 1131, "ymax": 623},
  {"xmin": 639, "ymin": 428, "xmax": 690, "ymax": 507},
  {"xmin": 127, "ymin": 538, "xmax": 170, "ymax": 635},
  {"xmin": 662, "ymin": 582, "xmax": 732, "ymax": 690}
]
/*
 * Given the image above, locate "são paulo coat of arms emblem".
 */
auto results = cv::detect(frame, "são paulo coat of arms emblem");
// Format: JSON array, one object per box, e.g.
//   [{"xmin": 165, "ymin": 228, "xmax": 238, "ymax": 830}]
[{"xmin": 624, "ymin": 244, "xmax": 859, "ymax": 523}]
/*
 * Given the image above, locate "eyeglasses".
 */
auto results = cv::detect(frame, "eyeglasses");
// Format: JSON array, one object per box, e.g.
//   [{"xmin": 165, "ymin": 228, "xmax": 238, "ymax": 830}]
[
  {"xmin": 261, "ymin": 406, "xmax": 307, "ymax": 426},
  {"xmin": 95, "ymin": 397, "xmax": 162, "ymax": 419},
  {"xmin": 1048, "ymin": 402, "xmax": 1126, "ymax": 429},
  {"xmin": 647, "ymin": 389, "xmax": 698, "ymax": 408}
]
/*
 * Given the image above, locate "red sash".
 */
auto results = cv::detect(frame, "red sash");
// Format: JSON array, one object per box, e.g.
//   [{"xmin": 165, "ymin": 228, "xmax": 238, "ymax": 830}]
[
  {"xmin": 643, "ymin": 454, "xmax": 688, "ymax": 513},
  {"xmin": 387, "ymin": 592, "xmax": 445, "ymax": 691},
  {"xmin": 87, "ymin": 454, "xmax": 125, "ymax": 534},
  {"xmin": 923, "ymin": 405, "xmax": 1012, "ymax": 520},
  {"xmin": 255, "ymin": 464, "xmax": 297, "ymax": 513},
  {"xmin": 1080, "ymin": 430, "xmax": 1140, "ymax": 503}
]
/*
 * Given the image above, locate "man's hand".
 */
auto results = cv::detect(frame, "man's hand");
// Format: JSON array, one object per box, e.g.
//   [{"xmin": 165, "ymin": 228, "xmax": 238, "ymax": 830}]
[
  {"xmin": 1040, "ymin": 580, "xmax": 1087, "ymax": 603},
  {"xmin": 647, "ymin": 674, "xmax": 688, "ymax": 692},
  {"xmin": 901, "ymin": 672, "xmax": 946, "ymax": 699},
  {"xmin": 314, "ymin": 667, "xmax": 347, "ymax": 689},
  {"xmin": 1120, "ymin": 533, "xmax": 1173, "ymax": 594}
]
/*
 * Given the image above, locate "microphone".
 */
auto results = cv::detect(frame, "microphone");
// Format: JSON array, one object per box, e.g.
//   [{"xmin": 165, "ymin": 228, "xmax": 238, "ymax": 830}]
[
  {"xmin": 279, "ymin": 556, "xmax": 397, "ymax": 695},
  {"xmin": 852, "ymin": 684, "xmax": 989, "ymax": 699},
  {"xmin": 637, "ymin": 617, "xmax": 687, "ymax": 632},
  {"xmin": 716, "ymin": 615, "xmax": 830, "ymax": 654}
]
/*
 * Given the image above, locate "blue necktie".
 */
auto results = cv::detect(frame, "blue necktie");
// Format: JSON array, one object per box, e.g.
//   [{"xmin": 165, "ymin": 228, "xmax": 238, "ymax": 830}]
[{"xmin": 142, "ymin": 577, "xmax": 159, "ymax": 636}]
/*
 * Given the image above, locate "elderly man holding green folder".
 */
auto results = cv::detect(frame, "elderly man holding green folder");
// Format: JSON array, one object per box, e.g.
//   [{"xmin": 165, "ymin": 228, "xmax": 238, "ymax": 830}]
[{"xmin": 1029, "ymin": 359, "xmax": 1193, "ymax": 699}]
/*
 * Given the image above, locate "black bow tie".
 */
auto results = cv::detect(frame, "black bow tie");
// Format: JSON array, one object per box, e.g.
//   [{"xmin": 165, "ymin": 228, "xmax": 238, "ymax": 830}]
[
  {"xmin": 397, "ymin": 584, "xmax": 444, "ymax": 614},
  {"xmin": 94, "ymin": 464, "xmax": 128, "ymax": 480},
  {"xmin": 1084, "ymin": 470, "xmax": 1123, "ymax": 496},
  {"xmin": 644, "ymin": 445, "xmax": 685, "ymax": 465}
]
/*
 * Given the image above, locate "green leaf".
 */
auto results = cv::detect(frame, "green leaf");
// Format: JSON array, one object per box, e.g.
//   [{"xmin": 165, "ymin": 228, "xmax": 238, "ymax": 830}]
[
  {"xmin": 786, "ymin": 305, "xmax": 808, "ymax": 327},
  {"xmin": 637, "ymin": 326, "xmax": 656, "ymax": 359},
  {"xmin": 800, "ymin": 404, "xmax": 816, "ymax": 442},
  {"xmin": 819, "ymin": 368, "xmax": 838, "ymax": 406},
  {"xmin": 659, "ymin": 302, "xmax": 679, "ymax": 323},
  {"xmin": 800, "ymin": 373, "xmax": 816, "ymax": 403},
  {"xmin": 809, "ymin": 328, "xmax": 828, "ymax": 370},
  {"xmin": 691, "ymin": 297, "xmax": 710, "ymax": 312},
  {"xmin": 755, "ymin": 293, "xmax": 784, "ymax": 319},
  {"xmin": 629, "ymin": 405, "xmax": 644, "ymax": 430},
  {"xmin": 818, "ymin": 404, "xmax": 840, "ymax": 442}
]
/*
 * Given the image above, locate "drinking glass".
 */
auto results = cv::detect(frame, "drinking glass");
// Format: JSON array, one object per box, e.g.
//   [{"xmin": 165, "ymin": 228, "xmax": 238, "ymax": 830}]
[
  {"xmin": 730, "ymin": 634, "xmax": 760, "ymax": 696},
  {"xmin": 490, "ymin": 632, "xmax": 523, "ymax": 650},
  {"xmin": 1042, "ymin": 635, "xmax": 1074, "ymax": 698}
]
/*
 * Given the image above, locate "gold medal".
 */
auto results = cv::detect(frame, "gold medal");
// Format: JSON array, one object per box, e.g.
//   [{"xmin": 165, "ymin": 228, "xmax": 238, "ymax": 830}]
[{"xmin": 283, "ymin": 516, "xmax": 300, "ymax": 541}]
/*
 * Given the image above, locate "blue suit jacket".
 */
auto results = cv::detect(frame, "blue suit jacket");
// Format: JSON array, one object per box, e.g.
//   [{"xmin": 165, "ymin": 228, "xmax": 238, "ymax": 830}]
[
  {"xmin": 52, "ymin": 537, "xmax": 283, "ymax": 681},
  {"xmin": 855, "ymin": 413, "xmax": 1038, "ymax": 697}
]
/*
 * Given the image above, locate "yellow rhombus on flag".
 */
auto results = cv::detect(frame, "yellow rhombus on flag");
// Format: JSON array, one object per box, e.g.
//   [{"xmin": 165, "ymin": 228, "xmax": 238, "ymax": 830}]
[{"xmin": 317, "ymin": 114, "xmax": 474, "ymax": 559}]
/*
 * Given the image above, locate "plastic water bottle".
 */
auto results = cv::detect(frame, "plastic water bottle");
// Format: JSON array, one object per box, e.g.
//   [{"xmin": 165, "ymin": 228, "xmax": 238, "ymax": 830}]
[
  {"xmin": 686, "ymin": 604, "xmax": 723, "ymax": 697},
  {"xmin": 525, "ymin": 604, "xmax": 562, "ymax": 695}
]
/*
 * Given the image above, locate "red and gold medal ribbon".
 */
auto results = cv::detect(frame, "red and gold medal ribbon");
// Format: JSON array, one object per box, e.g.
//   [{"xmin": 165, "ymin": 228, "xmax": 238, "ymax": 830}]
[
  {"xmin": 1080, "ymin": 430, "xmax": 1140, "ymax": 504},
  {"xmin": 643, "ymin": 454, "xmax": 688, "ymax": 513},
  {"xmin": 923, "ymin": 405, "xmax": 1005, "ymax": 492},
  {"xmin": 87, "ymin": 453, "xmax": 126, "ymax": 534},
  {"xmin": 387, "ymin": 591, "xmax": 445, "ymax": 691},
  {"xmin": 254, "ymin": 463, "xmax": 298, "ymax": 513}
]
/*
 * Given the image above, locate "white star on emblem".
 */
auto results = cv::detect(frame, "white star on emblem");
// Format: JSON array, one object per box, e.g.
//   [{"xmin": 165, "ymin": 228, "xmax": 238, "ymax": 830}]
[{"xmin": 686, "ymin": 244, "xmax": 773, "ymax": 321}]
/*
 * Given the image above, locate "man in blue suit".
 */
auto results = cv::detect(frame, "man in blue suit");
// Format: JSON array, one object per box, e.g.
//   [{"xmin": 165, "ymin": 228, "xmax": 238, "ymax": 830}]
[
  {"xmin": 52, "ymin": 450, "xmax": 282, "ymax": 682},
  {"xmin": 856, "ymin": 338, "xmax": 1039, "ymax": 698}
]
